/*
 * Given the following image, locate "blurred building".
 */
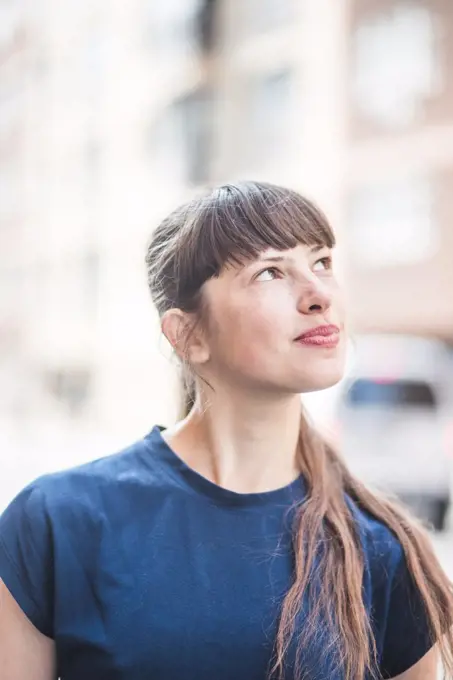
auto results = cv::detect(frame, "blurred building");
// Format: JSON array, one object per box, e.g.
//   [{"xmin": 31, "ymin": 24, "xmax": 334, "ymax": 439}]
[
  {"xmin": 345, "ymin": 0, "xmax": 453, "ymax": 340},
  {"xmin": 0, "ymin": 0, "xmax": 452, "ymax": 492}
]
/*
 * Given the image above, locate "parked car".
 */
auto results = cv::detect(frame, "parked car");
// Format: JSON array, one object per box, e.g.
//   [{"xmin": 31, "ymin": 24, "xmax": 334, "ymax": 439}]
[{"xmin": 323, "ymin": 335, "xmax": 453, "ymax": 531}]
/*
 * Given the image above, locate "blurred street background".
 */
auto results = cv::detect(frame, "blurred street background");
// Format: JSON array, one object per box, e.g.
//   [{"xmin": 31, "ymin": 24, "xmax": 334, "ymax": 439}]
[{"xmin": 1, "ymin": 0, "xmax": 453, "ymax": 574}]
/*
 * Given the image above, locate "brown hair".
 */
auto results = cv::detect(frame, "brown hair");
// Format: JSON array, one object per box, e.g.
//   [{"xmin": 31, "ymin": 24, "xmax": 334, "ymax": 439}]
[{"xmin": 145, "ymin": 180, "xmax": 453, "ymax": 679}]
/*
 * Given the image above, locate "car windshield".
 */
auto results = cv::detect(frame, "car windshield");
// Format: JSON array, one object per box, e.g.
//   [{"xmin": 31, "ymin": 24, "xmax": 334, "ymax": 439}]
[{"xmin": 346, "ymin": 379, "xmax": 438, "ymax": 409}]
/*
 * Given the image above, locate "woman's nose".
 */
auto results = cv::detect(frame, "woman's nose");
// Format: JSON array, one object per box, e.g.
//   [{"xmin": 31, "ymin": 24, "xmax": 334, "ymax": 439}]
[{"xmin": 296, "ymin": 278, "xmax": 332, "ymax": 315}]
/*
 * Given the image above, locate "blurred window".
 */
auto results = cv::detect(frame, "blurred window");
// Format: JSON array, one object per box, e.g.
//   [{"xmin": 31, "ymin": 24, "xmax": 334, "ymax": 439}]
[
  {"xmin": 346, "ymin": 379, "xmax": 438, "ymax": 409},
  {"xmin": 352, "ymin": 3, "xmax": 441, "ymax": 128},
  {"xmin": 197, "ymin": 0, "xmax": 217, "ymax": 51},
  {"xmin": 153, "ymin": 87, "xmax": 212, "ymax": 186},
  {"xmin": 348, "ymin": 177, "xmax": 437, "ymax": 267},
  {"xmin": 146, "ymin": 0, "xmax": 217, "ymax": 56},
  {"xmin": 0, "ymin": 1, "xmax": 23, "ymax": 51},
  {"xmin": 240, "ymin": 0, "xmax": 293, "ymax": 36},
  {"xmin": 44, "ymin": 368, "xmax": 92, "ymax": 415},
  {"xmin": 241, "ymin": 69, "xmax": 293, "ymax": 171}
]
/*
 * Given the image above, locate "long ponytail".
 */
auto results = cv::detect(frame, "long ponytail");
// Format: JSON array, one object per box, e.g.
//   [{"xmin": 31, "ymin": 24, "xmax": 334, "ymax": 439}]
[{"xmin": 272, "ymin": 410, "xmax": 453, "ymax": 679}]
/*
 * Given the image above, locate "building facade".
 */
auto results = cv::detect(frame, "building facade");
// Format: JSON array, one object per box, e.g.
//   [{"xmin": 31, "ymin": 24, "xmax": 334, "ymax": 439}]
[{"xmin": 344, "ymin": 0, "xmax": 453, "ymax": 339}]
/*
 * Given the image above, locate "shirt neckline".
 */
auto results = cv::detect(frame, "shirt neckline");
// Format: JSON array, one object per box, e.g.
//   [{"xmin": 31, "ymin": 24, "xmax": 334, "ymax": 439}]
[{"xmin": 143, "ymin": 425, "xmax": 306, "ymax": 508}]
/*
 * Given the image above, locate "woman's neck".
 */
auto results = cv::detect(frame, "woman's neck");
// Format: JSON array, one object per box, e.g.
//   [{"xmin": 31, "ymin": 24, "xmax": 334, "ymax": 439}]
[{"xmin": 164, "ymin": 391, "xmax": 303, "ymax": 494}]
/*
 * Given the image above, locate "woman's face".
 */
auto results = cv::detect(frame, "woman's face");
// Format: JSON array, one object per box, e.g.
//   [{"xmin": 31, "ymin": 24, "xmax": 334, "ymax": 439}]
[{"xmin": 199, "ymin": 243, "xmax": 346, "ymax": 395}]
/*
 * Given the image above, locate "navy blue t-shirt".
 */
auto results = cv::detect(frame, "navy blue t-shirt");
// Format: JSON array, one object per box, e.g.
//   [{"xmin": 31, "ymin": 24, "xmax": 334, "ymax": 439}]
[{"xmin": 0, "ymin": 426, "xmax": 433, "ymax": 679}]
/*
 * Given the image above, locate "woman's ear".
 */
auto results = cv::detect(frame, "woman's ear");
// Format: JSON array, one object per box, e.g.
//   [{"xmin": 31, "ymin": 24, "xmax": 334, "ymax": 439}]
[{"xmin": 161, "ymin": 309, "xmax": 210, "ymax": 365}]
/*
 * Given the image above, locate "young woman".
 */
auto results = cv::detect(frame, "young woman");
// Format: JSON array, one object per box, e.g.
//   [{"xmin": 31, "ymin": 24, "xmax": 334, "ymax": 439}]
[{"xmin": 1, "ymin": 181, "xmax": 452, "ymax": 680}]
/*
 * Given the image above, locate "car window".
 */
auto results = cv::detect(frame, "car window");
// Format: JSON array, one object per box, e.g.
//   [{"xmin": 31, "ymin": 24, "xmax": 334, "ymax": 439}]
[{"xmin": 345, "ymin": 379, "xmax": 438, "ymax": 409}]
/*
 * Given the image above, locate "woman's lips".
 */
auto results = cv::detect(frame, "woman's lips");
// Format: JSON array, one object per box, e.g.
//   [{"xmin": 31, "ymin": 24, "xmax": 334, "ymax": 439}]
[
  {"xmin": 295, "ymin": 324, "xmax": 340, "ymax": 348},
  {"xmin": 296, "ymin": 334, "xmax": 340, "ymax": 348}
]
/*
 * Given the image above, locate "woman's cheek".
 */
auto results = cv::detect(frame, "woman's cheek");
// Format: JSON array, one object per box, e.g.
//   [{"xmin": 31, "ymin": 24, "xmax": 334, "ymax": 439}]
[
  {"xmin": 229, "ymin": 310, "xmax": 285, "ymax": 368},
  {"xmin": 209, "ymin": 286, "xmax": 293, "ymax": 365}
]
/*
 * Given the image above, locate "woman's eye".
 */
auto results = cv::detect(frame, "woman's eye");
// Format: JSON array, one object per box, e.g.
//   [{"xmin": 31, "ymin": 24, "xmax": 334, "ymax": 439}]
[
  {"xmin": 255, "ymin": 267, "xmax": 281, "ymax": 282},
  {"xmin": 313, "ymin": 256, "xmax": 332, "ymax": 272}
]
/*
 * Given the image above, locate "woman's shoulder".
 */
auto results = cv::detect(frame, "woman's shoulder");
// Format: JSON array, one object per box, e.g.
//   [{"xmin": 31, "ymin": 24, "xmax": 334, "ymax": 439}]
[
  {"xmin": 0, "ymin": 428, "xmax": 160, "ymax": 638},
  {"xmin": 1, "ymin": 426, "xmax": 165, "ymax": 524}
]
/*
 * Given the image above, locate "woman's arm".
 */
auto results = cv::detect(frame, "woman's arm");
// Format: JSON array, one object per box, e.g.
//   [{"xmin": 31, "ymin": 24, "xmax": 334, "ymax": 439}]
[
  {"xmin": 0, "ymin": 580, "xmax": 56, "ymax": 680},
  {"xmin": 392, "ymin": 646, "xmax": 438, "ymax": 679}
]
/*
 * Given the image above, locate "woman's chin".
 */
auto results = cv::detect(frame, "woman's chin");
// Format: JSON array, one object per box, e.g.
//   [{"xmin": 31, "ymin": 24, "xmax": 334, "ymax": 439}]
[{"xmin": 292, "ymin": 364, "xmax": 345, "ymax": 394}]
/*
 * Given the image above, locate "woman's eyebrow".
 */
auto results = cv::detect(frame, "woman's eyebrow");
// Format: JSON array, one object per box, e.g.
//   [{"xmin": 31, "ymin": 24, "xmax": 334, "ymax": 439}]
[
  {"xmin": 257, "ymin": 255, "xmax": 287, "ymax": 264},
  {"xmin": 256, "ymin": 245, "xmax": 327, "ymax": 265}
]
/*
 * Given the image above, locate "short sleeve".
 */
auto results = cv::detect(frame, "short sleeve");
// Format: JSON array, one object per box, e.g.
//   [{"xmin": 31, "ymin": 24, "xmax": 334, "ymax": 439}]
[
  {"xmin": 0, "ymin": 483, "xmax": 54, "ymax": 637},
  {"xmin": 379, "ymin": 546, "xmax": 434, "ymax": 678}
]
